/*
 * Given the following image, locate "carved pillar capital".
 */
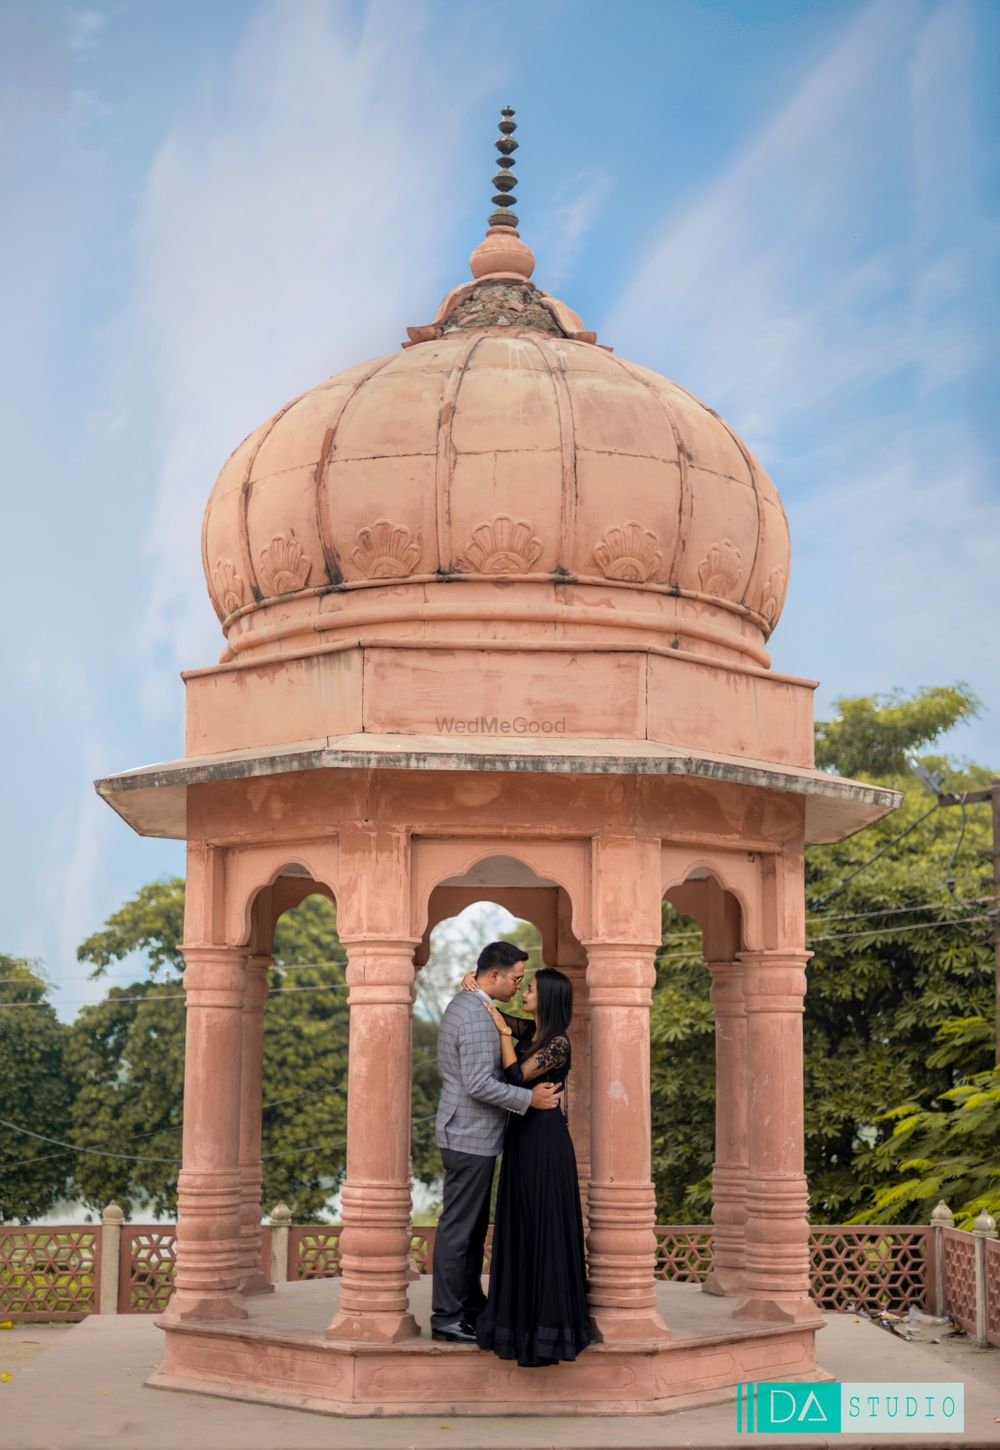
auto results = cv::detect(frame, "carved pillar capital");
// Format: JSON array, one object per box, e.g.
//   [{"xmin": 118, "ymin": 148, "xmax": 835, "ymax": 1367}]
[
  {"xmin": 339, "ymin": 937, "xmax": 420, "ymax": 1007},
  {"xmin": 181, "ymin": 946, "xmax": 247, "ymax": 1007},
  {"xmin": 738, "ymin": 950, "xmax": 810, "ymax": 1014},
  {"xmin": 584, "ymin": 941, "xmax": 660, "ymax": 1007}
]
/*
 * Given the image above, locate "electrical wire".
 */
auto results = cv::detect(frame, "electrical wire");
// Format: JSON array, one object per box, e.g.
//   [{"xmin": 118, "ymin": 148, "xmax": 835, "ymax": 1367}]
[
  {"xmin": 944, "ymin": 793, "xmax": 973, "ymax": 911},
  {"xmin": 0, "ymin": 1045, "xmax": 441, "ymax": 1172},
  {"xmin": 0, "ymin": 982, "xmax": 352, "ymax": 1009},
  {"xmin": 0, "ymin": 1110, "xmax": 437, "ymax": 1168},
  {"xmin": 654, "ymin": 911, "xmax": 994, "ymax": 960},
  {"xmin": 810, "ymin": 803, "xmax": 941, "ymax": 909},
  {"xmin": 2, "ymin": 904, "xmax": 994, "ymax": 1004}
]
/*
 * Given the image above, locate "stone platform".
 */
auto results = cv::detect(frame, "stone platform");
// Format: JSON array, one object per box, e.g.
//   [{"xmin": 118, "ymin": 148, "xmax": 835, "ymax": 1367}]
[{"xmin": 150, "ymin": 1278, "xmax": 826, "ymax": 1417}]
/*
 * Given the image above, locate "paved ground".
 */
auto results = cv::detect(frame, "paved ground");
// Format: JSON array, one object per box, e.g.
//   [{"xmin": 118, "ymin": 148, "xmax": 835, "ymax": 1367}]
[{"xmin": 2, "ymin": 1299, "xmax": 998, "ymax": 1450}]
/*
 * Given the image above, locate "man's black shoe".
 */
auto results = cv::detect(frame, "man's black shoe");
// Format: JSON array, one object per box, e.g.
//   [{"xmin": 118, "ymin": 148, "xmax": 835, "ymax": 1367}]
[{"xmin": 431, "ymin": 1320, "xmax": 477, "ymax": 1343}]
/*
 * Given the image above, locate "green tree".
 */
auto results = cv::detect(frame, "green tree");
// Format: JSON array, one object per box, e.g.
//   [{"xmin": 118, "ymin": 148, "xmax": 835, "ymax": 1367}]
[
  {"xmin": 854, "ymin": 1016, "xmax": 1000, "ymax": 1228},
  {"xmin": 68, "ymin": 885, "xmax": 441, "ymax": 1219},
  {"xmin": 814, "ymin": 685, "xmax": 979, "ymax": 777},
  {"xmin": 650, "ymin": 684, "xmax": 995, "ymax": 1224},
  {"xmin": 0, "ymin": 958, "xmax": 74, "ymax": 1220},
  {"xmin": 650, "ymin": 912, "xmax": 716, "ymax": 1220}
]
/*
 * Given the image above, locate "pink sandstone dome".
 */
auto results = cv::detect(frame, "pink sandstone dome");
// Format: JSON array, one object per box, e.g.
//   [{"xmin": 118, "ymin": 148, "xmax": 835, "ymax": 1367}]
[{"xmin": 202, "ymin": 220, "xmax": 790, "ymax": 673}]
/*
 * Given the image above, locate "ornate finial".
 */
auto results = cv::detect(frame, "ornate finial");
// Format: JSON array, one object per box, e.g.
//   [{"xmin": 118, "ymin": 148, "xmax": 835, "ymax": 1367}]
[
  {"xmin": 489, "ymin": 106, "xmax": 519, "ymax": 229},
  {"xmin": 468, "ymin": 108, "xmax": 534, "ymax": 281}
]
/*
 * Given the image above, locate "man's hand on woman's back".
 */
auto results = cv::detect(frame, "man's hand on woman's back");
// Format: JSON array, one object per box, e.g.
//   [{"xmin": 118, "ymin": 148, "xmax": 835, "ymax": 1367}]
[{"xmin": 530, "ymin": 1082, "xmax": 563, "ymax": 1110}]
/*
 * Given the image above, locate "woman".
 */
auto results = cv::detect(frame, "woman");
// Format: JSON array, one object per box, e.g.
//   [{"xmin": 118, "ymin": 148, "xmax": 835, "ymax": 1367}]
[{"xmin": 460, "ymin": 965, "xmax": 592, "ymax": 1367}]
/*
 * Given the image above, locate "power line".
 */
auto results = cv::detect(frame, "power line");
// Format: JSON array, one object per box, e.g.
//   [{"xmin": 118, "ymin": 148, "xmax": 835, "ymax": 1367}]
[
  {"xmin": 0, "ymin": 1110, "xmax": 438, "ymax": 1168},
  {"xmin": 661, "ymin": 895, "xmax": 993, "ymax": 942},
  {"xmin": 655, "ymin": 912, "xmax": 994, "ymax": 961},
  {"xmin": 811, "ymin": 803, "xmax": 941, "ymax": 909},
  {"xmin": 0, "ymin": 982, "xmax": 352, "ymax": 1010},
  {"xmin": 808, "ymin": 912, "xmax": 993, "ymax": 945}
]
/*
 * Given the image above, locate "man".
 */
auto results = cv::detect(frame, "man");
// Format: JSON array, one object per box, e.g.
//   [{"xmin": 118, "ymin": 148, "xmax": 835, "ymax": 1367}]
[{"xmin": 430, "ymin": 939, "xmax": 562, "ymax": 1342}]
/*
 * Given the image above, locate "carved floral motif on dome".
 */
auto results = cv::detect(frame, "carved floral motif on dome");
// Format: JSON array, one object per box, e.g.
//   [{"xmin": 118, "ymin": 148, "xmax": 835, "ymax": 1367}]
[
  {"xmin": 350, "ymin": 520, "xmax": 422, "ymax": 579},
  {"xmin": 458, "ymin": 514, "xmax": 543, "ymax": 574},
  {"xmin": 214, "ymin": 559, "xmax": 247, "ymax": 617},
  {"xmin": 759, "ymin": 567, "xmax": 786, "ymax": 627},
  {"xmin": 257, "ymin": 533, "xmax": 312, "ymax": 596},
  {"xmin": 593, "ymin": 522, "xmax": 663, "ymax": 583},
  {"xmin": 697, "ymin": 541, "xmax": 743, "ymax": 597}
]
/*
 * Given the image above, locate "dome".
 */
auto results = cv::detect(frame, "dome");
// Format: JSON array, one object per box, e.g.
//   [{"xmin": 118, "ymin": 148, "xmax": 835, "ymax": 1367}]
[{"xmin": 202, "ymin": 153, "xmax": 789, "ymax": 675}]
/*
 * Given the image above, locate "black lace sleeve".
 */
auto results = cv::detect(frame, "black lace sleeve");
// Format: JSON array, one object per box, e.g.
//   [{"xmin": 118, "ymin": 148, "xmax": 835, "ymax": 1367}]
[
  {"xmin": 498, "ymin": 1012, "xmax": 534, "ymax": 1041},
  {"xmin": 503, "ymin": 1033, "xmax": 570, "ymax": 1085}
]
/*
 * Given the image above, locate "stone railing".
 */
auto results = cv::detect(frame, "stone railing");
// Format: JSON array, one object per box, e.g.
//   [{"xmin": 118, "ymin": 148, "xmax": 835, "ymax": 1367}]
[{"xmin": 1, "ymin": 1200, "xmax": 996, "ymax": 1344}]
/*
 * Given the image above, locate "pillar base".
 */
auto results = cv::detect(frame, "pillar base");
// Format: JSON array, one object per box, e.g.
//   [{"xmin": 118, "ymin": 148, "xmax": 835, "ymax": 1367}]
[
  {"xmin": 731, "ymin": 1294, "xmax": 820, "ymax": 1325},
  {"xmin": 238, "ymin": 1270, "xmax": 274, "ymax": 1296},
  {"xmin": 325, "ymin": 1309, "xmax": 420, "ymax": 1343},
  {"xmin": 161, "ymin": 1289, "xmax": 248, "ymax": 1323},
  {"xmin": 701, "ymin": 1266, "xmax": 745, "ymax": 1297},
  {"xmin": 589, "ymin": 1306, "xmax": 671, "ymax": 1343}
]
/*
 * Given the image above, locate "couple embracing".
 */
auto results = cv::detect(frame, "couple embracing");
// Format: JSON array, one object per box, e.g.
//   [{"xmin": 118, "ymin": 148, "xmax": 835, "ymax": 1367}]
[{"xmin": 430, "ymin": 940, "xmax": 592, "ymax": 1368}]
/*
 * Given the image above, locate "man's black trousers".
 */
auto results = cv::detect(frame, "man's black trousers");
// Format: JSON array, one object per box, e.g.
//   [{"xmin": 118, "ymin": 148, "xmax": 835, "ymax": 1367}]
[{"xmin": 430, "ymin": 1147, "xmax": 496, "ymax": 1331}]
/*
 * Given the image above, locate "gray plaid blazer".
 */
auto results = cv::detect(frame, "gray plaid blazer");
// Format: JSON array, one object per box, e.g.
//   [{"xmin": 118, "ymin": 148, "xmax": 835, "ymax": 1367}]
[{"xmin": 435, "ymin": 991, "xmax": 533, "ymax": 1156}]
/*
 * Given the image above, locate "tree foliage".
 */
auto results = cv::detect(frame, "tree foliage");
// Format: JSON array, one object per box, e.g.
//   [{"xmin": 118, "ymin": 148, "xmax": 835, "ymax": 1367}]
[
  {"xmin": 0, "ymin": 958, "xmax": 74, "ymax": 1221},
  {"xmin": 814, "ymin": 685, "xmax": 979, "ymax": 778},
  {"xmin": 651, "ymin": 685, "xmax": 996, "ymax": 1224},
  {"xmin": 853, "ymin": 1017, "xmax": 1000, "ymax": 1228}
]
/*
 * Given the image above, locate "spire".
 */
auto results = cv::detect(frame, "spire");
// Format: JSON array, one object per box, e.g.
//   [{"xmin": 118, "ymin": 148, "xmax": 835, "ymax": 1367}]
[
  {"xmin": 469, "ymin": 106, "xmax": 535, "ymax": 282},
  {"xmin": 489, "ymin": 106, "xmax": 519, "ymax": 229}
]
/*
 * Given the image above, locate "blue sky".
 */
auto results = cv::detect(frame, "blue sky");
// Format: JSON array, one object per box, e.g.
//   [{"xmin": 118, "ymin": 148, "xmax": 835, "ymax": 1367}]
[{"xmin": 2, "ymin": 0, "xmax": 998, "ymax": 1020}]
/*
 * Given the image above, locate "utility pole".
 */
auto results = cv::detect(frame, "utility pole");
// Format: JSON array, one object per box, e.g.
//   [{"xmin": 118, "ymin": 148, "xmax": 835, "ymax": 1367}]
[{"xmin": 933, "ymin": 779, "xmax": 1000, "ymax": 1065}]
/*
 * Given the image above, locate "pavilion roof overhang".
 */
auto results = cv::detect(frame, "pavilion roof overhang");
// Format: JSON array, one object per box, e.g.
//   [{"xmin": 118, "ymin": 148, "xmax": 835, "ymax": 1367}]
[{"xmin": 93, "ymin": 732, "xmax": 900, "ymax": 846}]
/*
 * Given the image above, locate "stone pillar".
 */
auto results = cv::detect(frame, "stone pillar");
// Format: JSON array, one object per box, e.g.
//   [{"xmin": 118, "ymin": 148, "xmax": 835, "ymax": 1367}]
[
  {"xmin": 237, "ymin": 954, "xmax": 273, "ymax": 1294},
  {"xmin": 563, "ymin": 961, "xmax": 592, "ymax": 1210},
  {"xmin": 99, "ymin": 1201, "xmax": 124, "ymax": 1314},
  {"xmin": 585, "ymin": 942, "xmax": 670, "ymax": 1342},
  {"xmin": 164, "ymin": 945, "xmax": 248, "ymax": 1322},
  {"xmin": 557, "ymin": 890, "xmax": 591, "ymax": 1217},
  {"xmin": 732, "ymin": 950, "xmax": 816, "ymax": 1324},
  {"xmin": 973, "ymin": 1210, "xmax": 997, "ymax": 1347},
  {"xmin": 702, "ymin": 959, "xmax": 748, "ymax": 1296},
  {"xmin": 270, "ymin": 1202, "xmax": 291, "ymax": 1284},
  {"xmin": 931, "ymin": 1200, "xmax": 954, "ymax": 1317},
  {"xmin": 326, "ymin": 936, "xmax": 419, "ymax": 1342}
]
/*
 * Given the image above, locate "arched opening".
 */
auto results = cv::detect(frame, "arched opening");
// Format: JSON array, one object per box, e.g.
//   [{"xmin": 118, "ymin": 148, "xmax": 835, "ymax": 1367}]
[{"xmin": 416, "ymin": 852, "xmax": 591, "ymax": 1235}]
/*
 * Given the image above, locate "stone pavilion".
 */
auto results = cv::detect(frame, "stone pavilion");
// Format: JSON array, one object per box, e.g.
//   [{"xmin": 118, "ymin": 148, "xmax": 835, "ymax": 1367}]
[{"xmin": 96, "ymin": 111, "xmax": 899, "ymax": 1415}]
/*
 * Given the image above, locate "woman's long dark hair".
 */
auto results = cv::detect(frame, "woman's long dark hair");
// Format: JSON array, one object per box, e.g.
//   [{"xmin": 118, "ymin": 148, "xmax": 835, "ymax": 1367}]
[{"xmin": 531, "ymin": 966, "xmax": 574, "ymax": 1058}]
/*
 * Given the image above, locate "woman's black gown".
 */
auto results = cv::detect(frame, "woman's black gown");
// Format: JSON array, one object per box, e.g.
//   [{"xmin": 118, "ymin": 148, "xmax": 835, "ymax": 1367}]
[{"xmin": 476, "ymin": 1021, "xmax": 592, "ymax": 1367}]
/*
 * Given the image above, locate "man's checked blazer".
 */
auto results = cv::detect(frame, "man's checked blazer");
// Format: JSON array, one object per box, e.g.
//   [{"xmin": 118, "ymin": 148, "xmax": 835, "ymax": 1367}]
[{"xmin": 435, "ymin": 990, "xmax": 533, "ymax": 1156}]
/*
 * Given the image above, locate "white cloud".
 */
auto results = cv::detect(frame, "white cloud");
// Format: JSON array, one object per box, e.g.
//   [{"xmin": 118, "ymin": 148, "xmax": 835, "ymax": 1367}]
[
  {"xmin": 127, "ymin": 0, "xmax": 502, "ymax": 722},
  {"xmin": 534, "ymin": 169, "xmax": 610, "ymax": 290},
  {"xmin": 602, "ymin": 0, "xmax": 999, "ymax": 760}
]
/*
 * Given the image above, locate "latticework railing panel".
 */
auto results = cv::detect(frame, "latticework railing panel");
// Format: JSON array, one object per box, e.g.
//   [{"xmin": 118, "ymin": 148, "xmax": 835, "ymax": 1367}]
[
  {"xmin": 0, "ymin": 1227, "xmax": 100, "ymax": 1321},
  {"xmin": 121, "ymin": 1227, "xmax": 176, "ymax": 1314},
  {"xmin": 942, "ymin": 1227, "xmax": 976, "ymax": 1334},
  {"xmin": 809, "ymin": 1227, "xmax": 929, "ymax": 1311},
  {"xmin": 654, "ymin": 1226, "xmax": 713, "ymax": 1282},
  {"xmin": 985, "ymin": 1237, "xmax": 1000, "ymax": 1347},
  {"xmin": 290, "ymin": 1225, "xmax": 342, "ymax": 1279}
]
